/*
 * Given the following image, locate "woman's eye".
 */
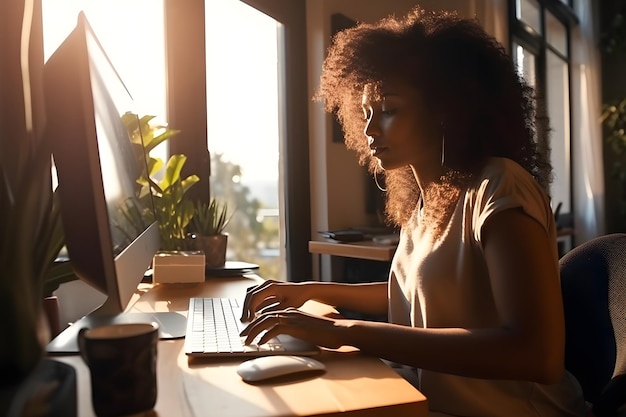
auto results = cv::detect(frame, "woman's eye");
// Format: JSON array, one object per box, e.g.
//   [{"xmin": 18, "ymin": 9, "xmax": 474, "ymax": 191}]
[{"xmin": 381, "ymin": 108, "xmax": 396, "ymax": 116}]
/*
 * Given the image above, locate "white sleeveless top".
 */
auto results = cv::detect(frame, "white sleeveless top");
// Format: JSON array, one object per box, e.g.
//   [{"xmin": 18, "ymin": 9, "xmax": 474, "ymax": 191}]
[{"xmin": 388, "ymin": 158, "xmax": 587, "ymax": 417}]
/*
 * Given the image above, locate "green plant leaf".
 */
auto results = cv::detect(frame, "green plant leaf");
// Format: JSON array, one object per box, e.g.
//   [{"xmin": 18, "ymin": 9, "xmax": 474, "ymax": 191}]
[
  {"xmin": 189, "ymin": 198, "xmax": 234, "ymax": 235},
  {"xmin": 123, "ymin": 113, "xmax": 199, "ymax": 251},
  {"xmin": 181, "ymin": 175, "xmax": 200, "ymax": 193},
  {"xmin": 149, "ymin": 127, "xmax": 180, "ymax": 152},
  {"xmin": 42, "ymin": 259, "xmax": 76, "ymax": 297},
  {"xmin": 159, "ymin": 154, "xmax": 187, "ymax": 191}
]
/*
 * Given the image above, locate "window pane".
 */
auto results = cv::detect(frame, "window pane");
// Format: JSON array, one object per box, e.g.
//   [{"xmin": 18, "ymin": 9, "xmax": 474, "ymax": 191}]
[
  {"xmin": 42, "ymin": 0, "xmax": 166, "ymax": 123},
  {"xmin": 516, "ymin": 0, "xmax": 542, "ymax": 35},
  {"xmin": 546, "ymin": 50, "xmax": 571, "ymax": 214},
  {"xmin": 206, "ymin": 0, "xmax": 284, "ymax": 280},
  {"xmin": 546, "ymin": 11, "xmax": 568, "ymax": 57},
  {"xmin": 513, "ymin": 42, "xmax": 537, "ymax": 88}
]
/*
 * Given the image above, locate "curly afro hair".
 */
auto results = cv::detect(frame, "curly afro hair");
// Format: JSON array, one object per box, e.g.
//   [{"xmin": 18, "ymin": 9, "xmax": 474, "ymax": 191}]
[{"xmin": 315, "ymin": 6, "xmax": 552, "ymax": 227}]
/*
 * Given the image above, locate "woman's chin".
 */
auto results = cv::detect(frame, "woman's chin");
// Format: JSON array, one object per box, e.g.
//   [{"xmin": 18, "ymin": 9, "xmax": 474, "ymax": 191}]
[{"xmin": 377, "ymin": 160, "xmax": 403, "ymax": 171}]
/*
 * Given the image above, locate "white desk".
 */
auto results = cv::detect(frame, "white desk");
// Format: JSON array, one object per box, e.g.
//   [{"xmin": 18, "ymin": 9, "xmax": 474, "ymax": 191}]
[{"xmin": 52, "ymin": 274, "xmax": 427, "ymax": 417}]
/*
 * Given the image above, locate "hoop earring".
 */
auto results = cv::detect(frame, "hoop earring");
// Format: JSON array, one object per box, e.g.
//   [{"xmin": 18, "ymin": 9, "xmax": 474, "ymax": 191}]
[
  {"xmin": 440, "ymin": 123, "xmax": 446, "ymax": 168},
  {"xmin": 374, "ymin": 164, "xmax": 387, "ymax": 192}
]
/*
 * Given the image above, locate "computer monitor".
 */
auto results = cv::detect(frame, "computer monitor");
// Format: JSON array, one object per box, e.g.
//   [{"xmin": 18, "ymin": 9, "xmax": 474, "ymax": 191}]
[{"xmin": 45, "ymin": 12, "xmax": 186, "ymax": 354}]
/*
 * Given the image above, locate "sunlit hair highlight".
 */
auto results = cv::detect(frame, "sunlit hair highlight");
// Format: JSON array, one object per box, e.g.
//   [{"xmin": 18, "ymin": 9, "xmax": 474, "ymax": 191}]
[{"xmin": 315, "ymin": 7, "xmax": 552, "ymax": 228}]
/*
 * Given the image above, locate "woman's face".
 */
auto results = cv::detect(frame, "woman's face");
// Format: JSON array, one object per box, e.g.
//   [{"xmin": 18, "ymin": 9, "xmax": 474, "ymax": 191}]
[{"xmin": 361, "ymin": 77, "xmax": 441, "ymax": 173}]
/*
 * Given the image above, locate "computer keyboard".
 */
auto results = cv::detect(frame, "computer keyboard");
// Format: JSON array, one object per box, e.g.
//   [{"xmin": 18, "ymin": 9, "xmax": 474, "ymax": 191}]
[{"xmin": 184, "ymin": 297, "xmax": 287, "ymax": 357}]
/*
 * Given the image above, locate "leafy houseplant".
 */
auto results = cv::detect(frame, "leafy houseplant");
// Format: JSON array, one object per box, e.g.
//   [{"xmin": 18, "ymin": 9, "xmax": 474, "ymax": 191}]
[
  {"xmin": 124, "ymin": 114, "xmax": 199, "ymax": 250},
  {"xmin": 189, "ymin": 198, "xmax": 233, "ymax": 236},
  {"xmin": 124, "ymin": 114, "xmax": 234, "ymax": 266},
  {"xmin": 600, "ymin": 4, "xmax": 626, "ymax": 55},
  {"xmin": 0, "ymin": 143, "xmax": 76, "ymax": 416},
  {"xmin": 188, "ymin": 198, "xmax": 233, "ymax": 268},
  {"xmin": 1, "ymin": 146, "xmax": 57, "ymax": 383},
  {"xmin": 144, "ymin": 153, "xmax": 199, "ymax": 250},
  {"xmin": 601, "ymin": 97, "xmax": 626, "ymax": 226}
]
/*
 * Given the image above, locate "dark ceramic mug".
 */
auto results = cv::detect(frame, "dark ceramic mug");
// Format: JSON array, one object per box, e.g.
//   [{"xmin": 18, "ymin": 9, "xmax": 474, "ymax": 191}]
[{"xmin": 77, "ymin": 322, "xmax": 158, "ymax": 417}]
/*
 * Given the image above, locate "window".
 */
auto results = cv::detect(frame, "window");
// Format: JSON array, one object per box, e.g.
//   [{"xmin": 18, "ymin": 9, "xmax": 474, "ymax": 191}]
[
  {"xmin": 205, "ymin": 0, "xmax": 283, "ymax": 279},
  {"xmin": 43, "ymin": 0, "xmax": 312, "ymax": 281},
  {"xmin": 166, "ymin": 0, "xmax": 311, "ymax": 281},
  {"xmin": 510, "ymin": 0, "xmax": 578, "ymax": 248},
  {"xmin": 42, "ymin": 0, "xmax": 166, "ymax": 124}
]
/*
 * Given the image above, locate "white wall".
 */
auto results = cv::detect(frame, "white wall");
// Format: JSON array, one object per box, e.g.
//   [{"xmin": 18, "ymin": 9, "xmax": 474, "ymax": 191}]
[{"xmin": 306, "ymin": 0, "xmax": 507, "ymax": 281}]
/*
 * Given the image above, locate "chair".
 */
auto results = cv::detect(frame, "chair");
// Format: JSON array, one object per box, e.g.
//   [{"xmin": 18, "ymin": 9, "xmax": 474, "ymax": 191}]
[{"xmin": 559, "ymin": 233, "xmax": 626, "ymax": 417}]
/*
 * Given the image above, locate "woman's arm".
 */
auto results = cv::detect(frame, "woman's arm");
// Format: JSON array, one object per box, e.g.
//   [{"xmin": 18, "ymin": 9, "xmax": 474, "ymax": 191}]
[
  {"xmin": 240, "ymin": 280, "xmax": 388, "ymax": 321},
  {"xmin": 310, "ymin": 281, "xmax": 389, "ymax": 315},
  {"xmin": 341, "ymin": 208, "xmax": 564, "ymax": 383},
  {"xmin": 244, "ymin": 208, "xmax": 564, "ymax": 384}
]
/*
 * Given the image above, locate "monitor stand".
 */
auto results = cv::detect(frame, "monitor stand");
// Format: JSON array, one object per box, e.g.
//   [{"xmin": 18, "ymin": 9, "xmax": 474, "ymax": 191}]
[{"xmin": 46, "ymin": 311, "xmax": 187, "ymax": 355}]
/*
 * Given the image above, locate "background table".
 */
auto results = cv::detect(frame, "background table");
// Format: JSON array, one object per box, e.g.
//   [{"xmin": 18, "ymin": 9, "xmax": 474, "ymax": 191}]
[{"xmin": 308, "ymin": 240, "xmax": 396, "ymax": 262}]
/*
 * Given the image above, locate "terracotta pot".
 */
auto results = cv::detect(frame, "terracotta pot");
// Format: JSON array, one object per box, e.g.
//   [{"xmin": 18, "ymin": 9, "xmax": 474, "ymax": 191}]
[
  {"xmin": 195, "ymin": 234, "xmax": 228, "ymax": 268},
  {"xmin": 42, "ymin": 296, "xmax": 61, "ymax": 340}
]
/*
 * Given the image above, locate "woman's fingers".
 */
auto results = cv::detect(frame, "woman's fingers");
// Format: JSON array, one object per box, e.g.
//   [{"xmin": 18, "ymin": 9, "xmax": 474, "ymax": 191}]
[
  {"xmin": 256, "ymin": 295, "xmax": 284, "ymax": 314},
  {"xmin": 240, "ymin": 312, "xmax": 282, "ymax": 345},
  {"xmin": 240, "ymin": 309, "xmax": 336, "ymax": 347},
  {"xmin": 240, "ymin": 280, "xmax": 278, "ymax": 321},
  {"xmin": 256, "ymin": 318, "xmax": 284, "ymax": 345}
]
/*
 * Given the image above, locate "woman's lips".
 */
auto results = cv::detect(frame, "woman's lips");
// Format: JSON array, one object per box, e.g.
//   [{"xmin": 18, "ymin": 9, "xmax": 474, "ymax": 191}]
[{"xmin": 371, "ymin": 147, "xmax": 388, "ymax": 157}]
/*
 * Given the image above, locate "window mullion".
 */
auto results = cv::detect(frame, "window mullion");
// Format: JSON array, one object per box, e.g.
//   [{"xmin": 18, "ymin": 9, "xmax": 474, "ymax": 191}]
[{"xmin": 163, "ymin": 0, "xmax": 210, "ymax": 204}]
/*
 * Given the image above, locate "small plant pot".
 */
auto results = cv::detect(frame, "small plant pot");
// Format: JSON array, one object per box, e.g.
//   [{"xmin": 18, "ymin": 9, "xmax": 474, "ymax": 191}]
[
  {"xmin": 42, "ymin": 295, "xmax": 61, "ymax": 339},
  {"xmin": 195, "ymin": 234, "xmax": 228, "ymax": 268}
]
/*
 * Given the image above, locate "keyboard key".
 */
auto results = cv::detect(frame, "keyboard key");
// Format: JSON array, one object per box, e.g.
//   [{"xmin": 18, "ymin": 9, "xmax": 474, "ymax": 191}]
[{"xmin": 185, "ymin": 297, "xmax": 286, "ymax": 356}]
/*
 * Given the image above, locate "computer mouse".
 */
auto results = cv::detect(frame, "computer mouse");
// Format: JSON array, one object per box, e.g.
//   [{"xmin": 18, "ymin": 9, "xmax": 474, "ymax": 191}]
[{"xmin": 236, "ymin": 355, "xmax": 326, "ymax": 383}]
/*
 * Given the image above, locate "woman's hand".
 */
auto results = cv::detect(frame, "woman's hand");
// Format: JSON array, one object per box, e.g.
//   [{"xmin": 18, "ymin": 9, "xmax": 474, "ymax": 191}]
[
  {"xmin": 239, "ymin": 308, "xmax": 348, "ymax": 350},
  {"xmin": 240, "ymin": 280, "xmax": 312, "ymax": 322}
]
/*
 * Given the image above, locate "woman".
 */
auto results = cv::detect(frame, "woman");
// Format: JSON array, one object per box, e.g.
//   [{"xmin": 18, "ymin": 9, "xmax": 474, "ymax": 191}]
[{"xmin": 240, "ymin": 7, "xmax": 587, "ymax": 417}]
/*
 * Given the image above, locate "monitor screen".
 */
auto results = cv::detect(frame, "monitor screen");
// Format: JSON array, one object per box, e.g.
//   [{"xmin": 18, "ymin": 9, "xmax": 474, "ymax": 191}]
[{"xmin": 45, "ymin": 12, "xmax": 185, "ymax": 354}]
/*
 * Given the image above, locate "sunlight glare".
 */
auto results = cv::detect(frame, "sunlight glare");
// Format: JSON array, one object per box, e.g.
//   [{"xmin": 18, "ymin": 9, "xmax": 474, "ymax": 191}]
[
  {"xmin": 205, "ymin": 0, "xmax": 280, "ymax": 182},
  {"xmin": 42, "ymin": 0, "xmax": 166, "ymax": 123}
]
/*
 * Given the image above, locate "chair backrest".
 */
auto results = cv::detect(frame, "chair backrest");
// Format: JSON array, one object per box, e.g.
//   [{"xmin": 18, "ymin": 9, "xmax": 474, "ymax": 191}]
[{"xmin": 559, "ymin": 233, "xmax": 626, "ymax": 416}]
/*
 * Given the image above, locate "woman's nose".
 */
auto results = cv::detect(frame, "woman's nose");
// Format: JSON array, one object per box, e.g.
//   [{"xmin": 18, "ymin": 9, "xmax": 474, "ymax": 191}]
[{"xmin": 364, "ymin": 115, "xmax": 380, "ymax": 141}]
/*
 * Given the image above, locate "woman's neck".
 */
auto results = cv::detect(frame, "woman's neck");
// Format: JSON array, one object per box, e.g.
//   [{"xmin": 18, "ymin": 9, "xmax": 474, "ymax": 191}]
[
  {"xmin": 410, "ymin": 163, "xmax": 443, "ymax": 197},
  {"xmin": 413, "ymin": 170, "xmax": 464, "ymax": 236}
]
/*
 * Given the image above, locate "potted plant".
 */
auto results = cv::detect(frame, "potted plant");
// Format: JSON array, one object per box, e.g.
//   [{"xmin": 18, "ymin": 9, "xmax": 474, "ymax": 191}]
[
  {"xmin": 123, "ymin": 114, "xmax": 209, "ymax": 283},
  {"xmin": 188, "ymin": 198, "xmax": 234, "ymax": 268},
  {"xmin": 0, "ymin": 144, "xmax": 76, "ymax": 416},
  {"xmin": 124, "ymin": 113, "xmax": 199, "ymax": 250},
  {"xmin": 144, "ymin": 153, "xmax": 198, "ymax": 250},
  {"xmin": 601, "ymin": 97, "xmax": 626, "ymax": 228}
]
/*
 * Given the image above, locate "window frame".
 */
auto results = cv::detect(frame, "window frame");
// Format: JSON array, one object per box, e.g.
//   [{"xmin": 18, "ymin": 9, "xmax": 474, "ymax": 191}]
[
  {"xmin": 163, "ymin": 0, "xmax": 312, "ymax": 281},
  {"xmin": 509, "ymin": 0, "xmax": 578, "ymax": 230}
]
